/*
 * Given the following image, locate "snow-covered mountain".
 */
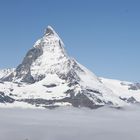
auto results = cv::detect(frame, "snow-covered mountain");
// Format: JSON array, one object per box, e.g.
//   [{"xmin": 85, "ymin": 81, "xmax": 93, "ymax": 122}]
[
  {"xmin": 0, "ymin": 26, "xmax": 139, "ymax": 109},
  {"xmin": 0, "ymin": 68, "xmax": 15, "ymax": 79}
]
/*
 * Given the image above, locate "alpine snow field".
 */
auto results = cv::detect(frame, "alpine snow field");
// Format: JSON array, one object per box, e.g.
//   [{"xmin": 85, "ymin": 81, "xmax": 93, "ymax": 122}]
[{"xmin": 0, "ymin": 26, "xmax": 140, "ymax": 109}]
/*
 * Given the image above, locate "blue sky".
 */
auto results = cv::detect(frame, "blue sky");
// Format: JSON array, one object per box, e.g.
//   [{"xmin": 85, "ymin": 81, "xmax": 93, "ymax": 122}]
[{"xmin": 0, "ymin": 0, "xmax": 140, "ymax": 82}]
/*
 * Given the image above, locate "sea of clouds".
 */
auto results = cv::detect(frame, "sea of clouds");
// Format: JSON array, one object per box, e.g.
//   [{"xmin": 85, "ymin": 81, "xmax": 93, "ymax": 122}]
[{"xmin": 0, "ymin": 106, "xmax": 140, "ymax": 140}]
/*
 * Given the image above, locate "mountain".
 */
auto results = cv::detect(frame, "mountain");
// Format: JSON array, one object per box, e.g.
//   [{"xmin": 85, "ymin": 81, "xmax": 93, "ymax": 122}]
[
  {"xmin": 0, "ymin": 26, "xmax": 139, "ymax": 109},
  {"xmin": 0, "ymin": 68, "xmax": 15, "ymax": 79}
]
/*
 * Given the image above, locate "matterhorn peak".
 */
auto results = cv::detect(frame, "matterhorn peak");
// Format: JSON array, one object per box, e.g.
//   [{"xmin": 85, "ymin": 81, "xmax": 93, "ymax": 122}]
[
  {"xmin": 42, "ymin": 25, "xmax": 64, "ymax": 47},
  {"xmin": 2, "ymin": 25, "xmax": 69, "ymax": 83},
  {"xmin": 44, "ymin": 25, "xmax": 59, "ymax": 37},
  {"xmin": 0, "ymin": 25, "xmax": 139, "ymax": 109}
]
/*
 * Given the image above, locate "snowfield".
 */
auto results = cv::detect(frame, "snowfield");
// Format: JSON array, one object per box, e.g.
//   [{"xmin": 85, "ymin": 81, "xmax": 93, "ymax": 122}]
[{"xmin": 0, "ymin": 107, "xmax": 140, "ymax": 140}]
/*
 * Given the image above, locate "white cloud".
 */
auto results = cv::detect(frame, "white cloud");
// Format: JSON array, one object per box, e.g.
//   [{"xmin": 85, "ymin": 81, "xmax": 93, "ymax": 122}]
[{"xmin": 0, "ymin": 106, "xmax": 140, "ymax": 140}]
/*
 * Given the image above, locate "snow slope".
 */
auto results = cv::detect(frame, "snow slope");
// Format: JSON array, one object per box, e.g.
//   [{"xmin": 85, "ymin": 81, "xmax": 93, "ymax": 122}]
[{"xmin": 100, "ymin": 78, "xmax": 140, "ymax": 103}]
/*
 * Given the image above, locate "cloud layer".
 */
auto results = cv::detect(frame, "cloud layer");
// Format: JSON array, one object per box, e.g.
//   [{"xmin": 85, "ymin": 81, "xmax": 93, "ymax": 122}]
[{"xmin": 0, "ymin": 106, "xmax": 140, "ymax": 140}]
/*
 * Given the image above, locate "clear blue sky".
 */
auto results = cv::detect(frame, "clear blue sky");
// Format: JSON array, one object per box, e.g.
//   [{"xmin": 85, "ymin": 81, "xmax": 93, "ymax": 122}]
[{"xmin": 0, "ymin": 0, "xmax": 140, "ymax": 82}]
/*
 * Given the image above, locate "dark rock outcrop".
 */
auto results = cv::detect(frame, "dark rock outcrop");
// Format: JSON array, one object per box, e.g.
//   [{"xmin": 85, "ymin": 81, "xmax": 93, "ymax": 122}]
[{"xmin": 0, "ymin": 92, "xmax": 15, "ymax": 103}]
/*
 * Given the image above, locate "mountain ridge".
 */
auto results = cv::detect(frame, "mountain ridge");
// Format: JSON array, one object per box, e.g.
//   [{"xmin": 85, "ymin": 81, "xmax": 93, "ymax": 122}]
[{"xmin": 0, "ymin": 26, "xmax": 139, "ymax": 109}]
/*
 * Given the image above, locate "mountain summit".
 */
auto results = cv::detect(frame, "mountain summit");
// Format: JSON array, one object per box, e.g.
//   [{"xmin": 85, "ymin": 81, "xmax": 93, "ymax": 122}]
[
  {"xmin": 0, "ymin": 26, "xmax": 140, "ymax": 109},
  {"xmin": 4, "ymin": 26, "xmax": 67, "ymax": 83},
  {"xmin": 45, "ymin": 25, "xmax": 60, "ymax": 36}
]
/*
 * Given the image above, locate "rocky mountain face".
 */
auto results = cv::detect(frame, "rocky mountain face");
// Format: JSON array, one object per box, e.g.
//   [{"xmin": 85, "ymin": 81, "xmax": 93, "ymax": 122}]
[{"xmin": 0, "ymin": 26, "xmax": 140, "ymax": 109}]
